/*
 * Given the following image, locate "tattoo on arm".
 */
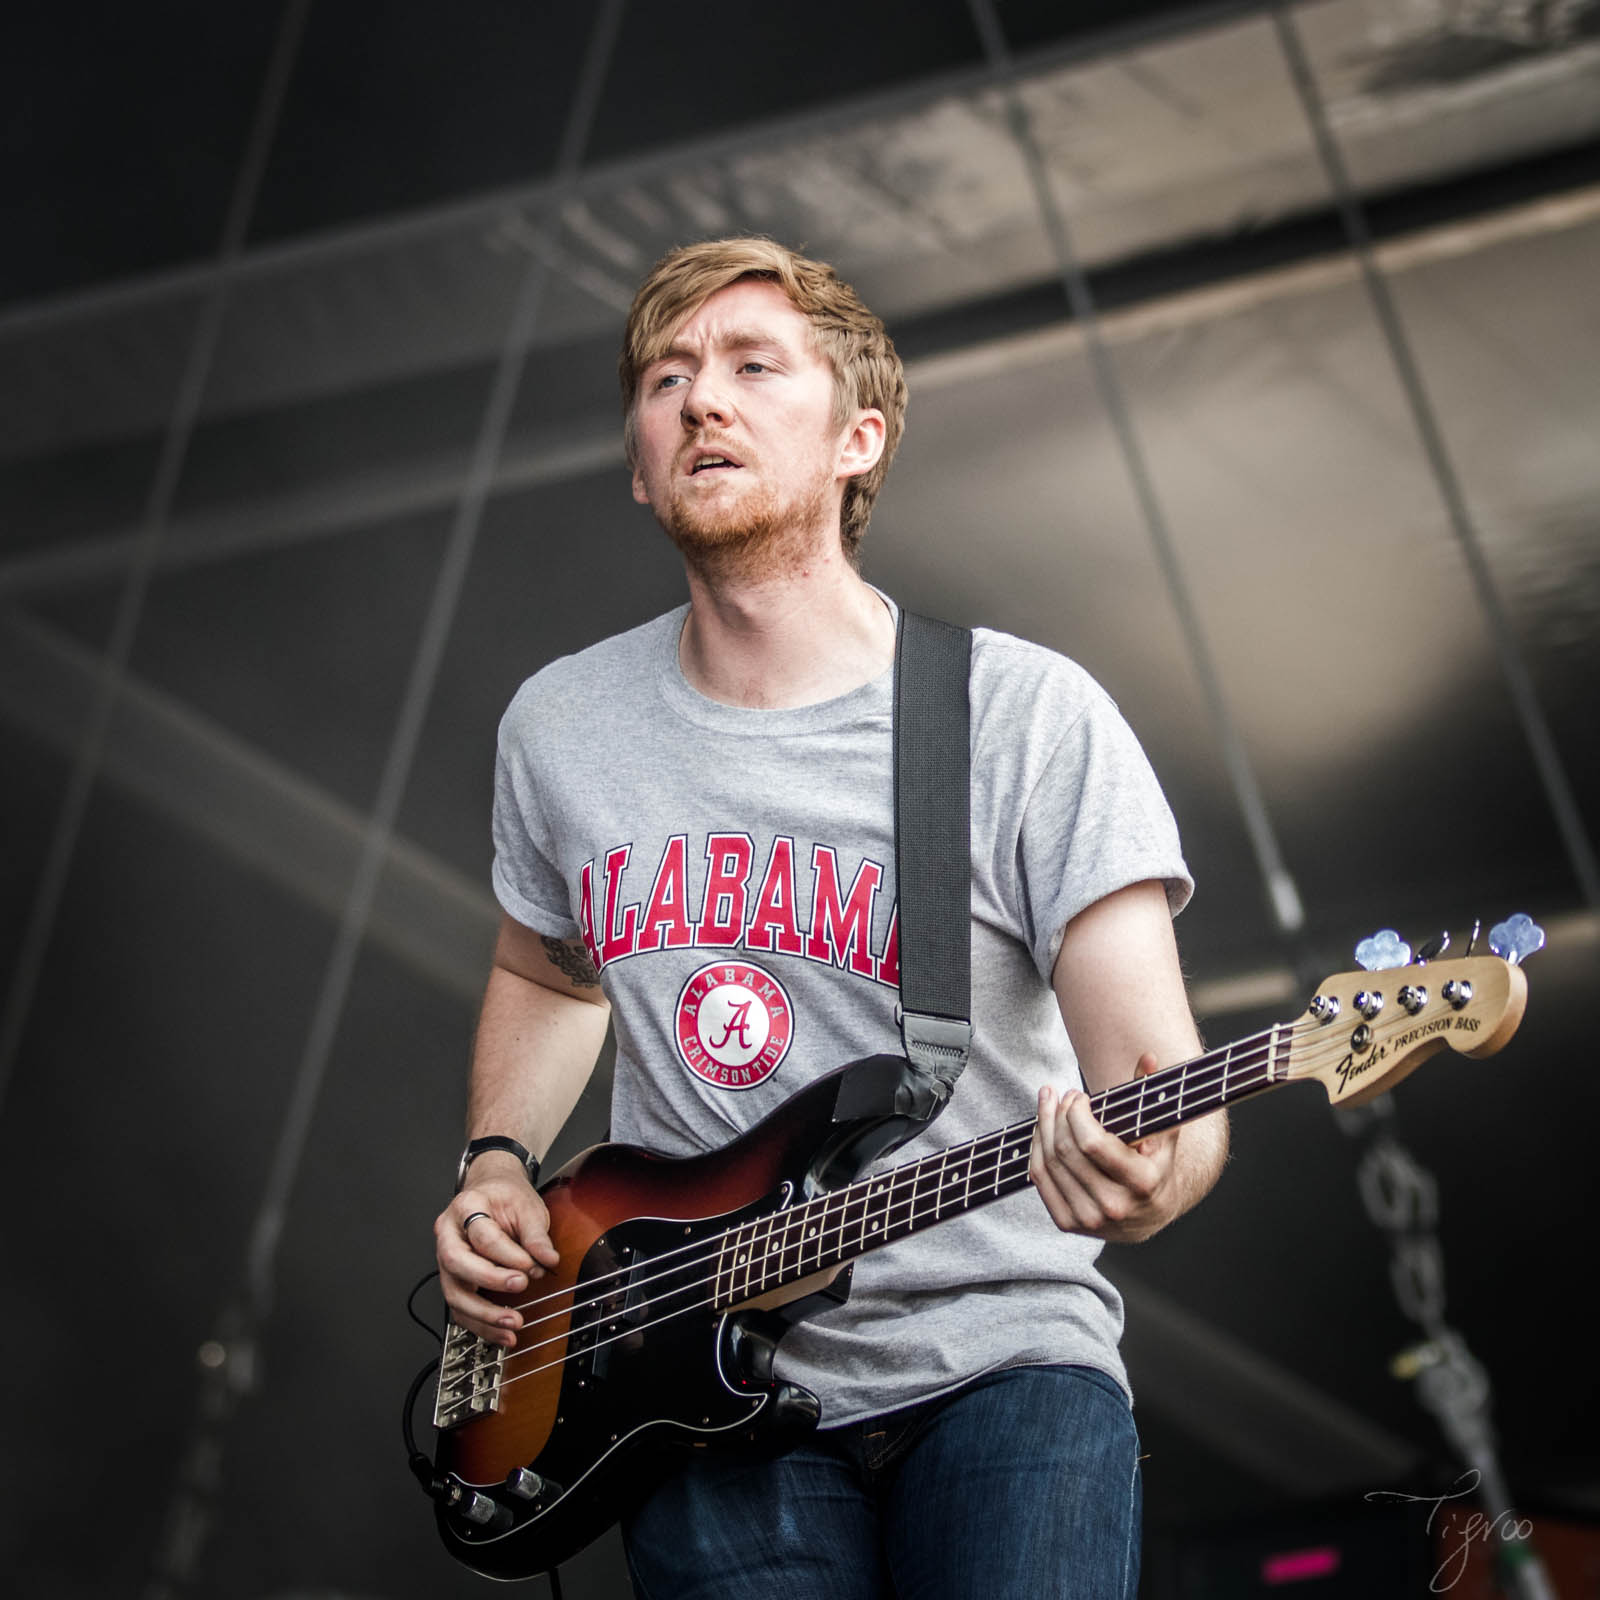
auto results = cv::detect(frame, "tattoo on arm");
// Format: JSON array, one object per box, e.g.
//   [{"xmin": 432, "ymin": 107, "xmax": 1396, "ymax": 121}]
[{"xmin": 541, "ymin": 936, "xmax": 601, "ymax": 988}]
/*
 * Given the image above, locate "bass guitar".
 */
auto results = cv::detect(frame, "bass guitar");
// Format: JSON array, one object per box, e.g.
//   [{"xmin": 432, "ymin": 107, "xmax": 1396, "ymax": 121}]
[{"xmin": 417, "ymin": 917, "xmax": 1540, "ymax": 1578}]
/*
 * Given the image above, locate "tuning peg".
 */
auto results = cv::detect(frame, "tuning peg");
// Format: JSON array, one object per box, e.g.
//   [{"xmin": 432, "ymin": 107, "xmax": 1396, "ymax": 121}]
[
  {"xmin": 1414, "ymin": 932, "xmax": 1450, "ymax": 964},
  {"xmin": 1488, "ymin": 913, "xmax": 1545, "ymax": 966},
  {"xmin": 1355, "ymin": 929, "xmax": 1412, "ymax": 972}
]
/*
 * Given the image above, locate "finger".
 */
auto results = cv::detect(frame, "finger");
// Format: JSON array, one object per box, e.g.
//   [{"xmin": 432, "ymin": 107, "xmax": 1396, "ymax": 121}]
[
  {"xmin": 492, "ymin": 1187, "xmax": 561, "ymax": 1269},
  {"xmin": 1035, "ymin": 1087, "xmax": 1155, "ymax": 1233},
  {"xmin": 457, "ymin": 1204, "xmax": 538, "ymax": 1273},
  {"xmin": 1031, "ymin": 1087, "xmax": 1116, "ymax": 1233},
  {"xmin": 440, "ymin": 1276, "xmax": 526, "ymax": 1347},
  {"xmin": 1059, "ymin": 1090, "xmax": 1160, "ymax": 1204},
  {"xmin": 433, "ymin": 1204, "xmax": 537, "ymax": 1300},
  {"xmin": 1030, "ymin": 1128, "xmax": 1102, "ymax": 1233},
  {"xmin": 457, "ymin": 1182, "xmax": 561, "ymax": 1271}
]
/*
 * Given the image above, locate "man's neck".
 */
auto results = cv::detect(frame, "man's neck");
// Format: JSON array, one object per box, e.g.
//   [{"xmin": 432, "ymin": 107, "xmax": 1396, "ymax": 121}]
[{"xmin": 678, "ymin": 552, "xmax": 895, "ymax": 710}]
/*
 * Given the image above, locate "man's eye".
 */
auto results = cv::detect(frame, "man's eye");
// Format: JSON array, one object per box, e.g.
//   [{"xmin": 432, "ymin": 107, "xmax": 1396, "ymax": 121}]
[
  {"xmin": 654, "ymin": 373, "xmax": 685, "ymax": 389},
  {"xmin": 740, "ymin": 361, "xmax": 767, "ymax": 374}
]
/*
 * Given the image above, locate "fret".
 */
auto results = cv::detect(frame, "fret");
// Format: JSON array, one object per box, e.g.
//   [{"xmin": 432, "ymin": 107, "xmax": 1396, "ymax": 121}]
[
  {"xmin": 927, "ymin": 1152, "xmax": 947, "ymax": 1222},
  {"xmin": 765, "ymin": 1208, "xmax": 785, "ymax": 1289},
  {"xmin": 747, "ymin": 1216, "xmax": 764, "ymax": 1298},
  {"xmin": 823, "ymin": 1187, "xmax": 845, "ymax": 1269},
  {"xmin": 802, "ymin": 1195, "xmax": 823, "ymax": 1273},
  {"xmin": 756, "ymin": 1209, "xmax": 779, "ymax": 1293},
  {"xmin": 1134, "ymin": 1074, "xmax": 1149, "ymax": 1141},
  {"xmin": 768, "ymin": 1208, "xmax": 785, "ymax": 1290},
  {"xmin": 1097, "ymin": 1082, "xmax": 1125, "ymax": 1139},
  {"xmin": 1220, "ymin": 1041, "xmax": 1232, "ymax": 1103},
  {"xmin": 990, "ymin": 1132, "xmax": 1005, "ymax": 1197},
  {"xmin": 1151, "ymin": 1075, "xmax": 1171, "ymax": 1126},
  {"xmin": 742, "ymin": 1213, "xmax": 762, "ymax": 1296},
  {"xmin": 838, "ymin": 1185, "xmax": 863, "ymax": 1262},
  {"xmin": 1176, "ymin": 1061, "xmax": 1186, "ymax": 1122},
  {"xmin": 901, "ymin": 1159, "xmax": 921, "ymax": 1241},
  {"xmin": 781, "ymin": 1202, "xmax": 802, "ymax": 1285}
]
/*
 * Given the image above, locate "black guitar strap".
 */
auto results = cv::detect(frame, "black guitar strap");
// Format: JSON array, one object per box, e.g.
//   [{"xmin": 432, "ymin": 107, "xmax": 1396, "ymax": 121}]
[{"xmin": 891, "ymin": 610, "xmax": 973, "ymax": 1120}]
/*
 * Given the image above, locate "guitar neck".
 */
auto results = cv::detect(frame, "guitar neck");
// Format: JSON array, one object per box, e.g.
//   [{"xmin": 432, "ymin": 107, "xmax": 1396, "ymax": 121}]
[{"xmin": 716, "ymin": 1023, "xmax": 1294, "ymax": 1307}]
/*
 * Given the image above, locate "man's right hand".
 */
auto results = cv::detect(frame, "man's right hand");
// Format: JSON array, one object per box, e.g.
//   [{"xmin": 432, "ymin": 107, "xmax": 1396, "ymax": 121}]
[{"xmin": 434, "ymin": 1150, "xmax": 560, "ymax": 1348}]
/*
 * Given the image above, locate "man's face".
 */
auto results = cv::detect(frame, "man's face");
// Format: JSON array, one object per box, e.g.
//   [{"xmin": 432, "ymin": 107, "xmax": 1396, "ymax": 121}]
[{"xmin": 629, "ymin": 279, "xmax": 867, "ymax": 570}]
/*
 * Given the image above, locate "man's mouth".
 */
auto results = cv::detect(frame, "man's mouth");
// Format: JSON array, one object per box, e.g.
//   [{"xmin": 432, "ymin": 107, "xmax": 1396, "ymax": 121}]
[{"xmin": 688, "ymin": 451, "xmax": 743, "ymax": 475}]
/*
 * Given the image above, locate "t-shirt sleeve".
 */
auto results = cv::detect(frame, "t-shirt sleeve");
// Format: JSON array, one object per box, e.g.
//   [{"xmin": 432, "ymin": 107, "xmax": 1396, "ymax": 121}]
[
  {"xmin": 490, "ymin": 688, "xmax": 583, "ymax": 939},
  {"xmin": 1017, "ymin": 683, "xmax": 1192, "ymax": 982}
]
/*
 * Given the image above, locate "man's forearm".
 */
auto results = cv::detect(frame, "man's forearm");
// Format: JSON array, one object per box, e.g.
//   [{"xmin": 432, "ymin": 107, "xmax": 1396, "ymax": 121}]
[
  {"xmin": 464, "ymin": 962, "xmax": 609, "ymax": 1165},
  {"xmin": 1164, "ymin": 1107, "xmax": 1229, "ymax": 1224}
]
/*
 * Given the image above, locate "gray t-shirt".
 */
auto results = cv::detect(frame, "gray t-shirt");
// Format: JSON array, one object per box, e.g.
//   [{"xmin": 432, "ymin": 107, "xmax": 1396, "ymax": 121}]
[{"xmin": 492, "ymin": 599, "xmax": 1191, "ymax": 1426}]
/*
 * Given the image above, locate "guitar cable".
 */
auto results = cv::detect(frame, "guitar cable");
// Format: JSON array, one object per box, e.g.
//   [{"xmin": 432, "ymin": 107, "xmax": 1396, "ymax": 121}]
[
  {"xmin": 400, "ymin": 1268, "xmax": 566, "ymax": 1600},
  {"xmin": 402, "ymin": 1269, "xmax": 444, "ymax": 1495},
  {"xmin": 407, "ymin": 1266, "xmax": 445, "ymax": 1344}
]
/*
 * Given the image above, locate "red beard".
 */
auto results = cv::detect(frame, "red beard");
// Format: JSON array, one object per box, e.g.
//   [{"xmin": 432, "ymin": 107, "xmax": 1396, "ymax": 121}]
[{"xmin": 658, "ymin": 466, "xmax": 833, "ymax": 581}]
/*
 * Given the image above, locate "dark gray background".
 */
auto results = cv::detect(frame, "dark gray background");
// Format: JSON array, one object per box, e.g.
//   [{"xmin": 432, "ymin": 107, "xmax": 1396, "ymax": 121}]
[{"xmin": 3, "ymin": 2, "xmax": 1598, "ymax": 1595}]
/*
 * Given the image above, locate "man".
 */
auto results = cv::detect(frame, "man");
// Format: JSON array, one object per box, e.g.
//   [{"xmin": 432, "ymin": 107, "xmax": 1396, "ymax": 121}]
[{"xmin": 434, "ymin": 237, "xmax": 1227, "ymax": 1598}]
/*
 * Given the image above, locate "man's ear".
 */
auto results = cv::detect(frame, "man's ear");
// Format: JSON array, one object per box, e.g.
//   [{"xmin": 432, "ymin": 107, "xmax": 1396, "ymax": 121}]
[
  {"xmin": 631, "ymin": 462, "xmax": 650, "ymax": 505},
  {"xmin": 837, "ymin": 408, "xmax": 887, "ymax": 481}
]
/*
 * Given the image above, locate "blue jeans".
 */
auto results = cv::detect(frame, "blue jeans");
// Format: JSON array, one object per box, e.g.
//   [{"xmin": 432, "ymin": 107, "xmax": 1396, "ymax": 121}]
[{"xmin": 623, "ymin": 1364, "xmax": 1142, "ymax": 1599}]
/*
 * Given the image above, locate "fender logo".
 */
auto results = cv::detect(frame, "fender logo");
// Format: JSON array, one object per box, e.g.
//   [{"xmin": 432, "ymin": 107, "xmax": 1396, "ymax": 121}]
[{"xmin": 1335, "ymin": 1042, "xmax": 1389, "ymax": 1092}]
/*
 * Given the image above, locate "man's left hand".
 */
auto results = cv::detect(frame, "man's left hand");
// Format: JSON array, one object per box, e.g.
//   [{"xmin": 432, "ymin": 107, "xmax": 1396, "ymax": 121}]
[{"xmin": 1029, "ymin": 1052, "xmax": 1180, "ymax": 1243}]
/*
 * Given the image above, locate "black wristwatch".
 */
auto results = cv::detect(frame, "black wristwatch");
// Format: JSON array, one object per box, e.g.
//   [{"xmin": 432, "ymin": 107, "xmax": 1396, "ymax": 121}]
[{"xmin": 454, "ymin": 1135, "xmax": 540, "ymax": 1192}]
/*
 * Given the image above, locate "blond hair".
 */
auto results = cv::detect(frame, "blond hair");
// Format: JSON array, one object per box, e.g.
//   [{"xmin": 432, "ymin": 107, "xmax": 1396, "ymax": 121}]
[{"xmin": 620, "ymin": 237, "xmax": 906, "ymax": 562}]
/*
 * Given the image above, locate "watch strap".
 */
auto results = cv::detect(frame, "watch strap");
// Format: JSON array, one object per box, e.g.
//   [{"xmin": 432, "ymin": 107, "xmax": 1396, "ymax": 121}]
[{"xmin": 455, "ymin": 1135, "xmax": 540, "ymax": 1192}]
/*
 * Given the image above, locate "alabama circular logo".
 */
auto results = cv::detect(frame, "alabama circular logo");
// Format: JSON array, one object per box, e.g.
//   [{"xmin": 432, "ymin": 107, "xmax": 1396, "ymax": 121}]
[{"xmin": 675, "ymin": 959, "xmax": 795, "ymax": 1090}]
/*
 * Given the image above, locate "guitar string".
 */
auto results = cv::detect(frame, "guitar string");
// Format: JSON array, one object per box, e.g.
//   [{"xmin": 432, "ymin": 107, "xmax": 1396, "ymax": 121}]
[
  {"xmin": 446, "ymin": 1024, "xmax": 1317, "ymax": 1400},
  {"xmin": 492, "ymin": 1020, "xmax": 1293, "ymax": 1327},
  {"xmin": 448, "ymin": 992, "xmax": 1492, "ymax": 1407},
  {"xmin": 445, "ymin": 963, "xmax": 1501, "ymax": 1407},
  {"xmin": 442, "ymin": 1023, "xmax": 1329, "ymax": 1395},
  {"xmin": 455, "ymin": 999, "xmax": 1466, "ymax": 1398},
  {"xmin": 475, "ymin": 1024, "xmax": 1288, "ymax": 1348},
  {"xmin": 492, "ymin": 1125, "xmax": 1206, "ymax": 1394},
  {"xmin": 468, "ymin": 1009, "xmax": 1396, "ymax": 1400}
]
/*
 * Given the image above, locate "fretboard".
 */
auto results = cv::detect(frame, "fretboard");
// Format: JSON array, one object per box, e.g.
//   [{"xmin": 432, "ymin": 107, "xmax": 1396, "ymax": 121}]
[{"xmin": 713, "ymin": 1022, "xmax": 1293, "ymax": 1308}]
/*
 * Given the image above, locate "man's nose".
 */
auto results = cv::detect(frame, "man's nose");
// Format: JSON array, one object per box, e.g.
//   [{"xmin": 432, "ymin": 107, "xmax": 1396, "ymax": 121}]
[{"xmin": 680, "ymin": 370, "xmax": 731, "ymax": 430}]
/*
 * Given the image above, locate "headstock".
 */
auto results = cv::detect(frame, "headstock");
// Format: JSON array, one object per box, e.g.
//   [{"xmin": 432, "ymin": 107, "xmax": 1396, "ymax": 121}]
[{"xmin": 1284, "ymin": 917, "xmax": 1540, "ymax": 1106}]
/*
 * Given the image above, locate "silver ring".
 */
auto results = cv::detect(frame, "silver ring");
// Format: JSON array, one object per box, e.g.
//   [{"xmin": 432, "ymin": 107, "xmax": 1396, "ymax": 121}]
[{"xmin": 461, "ymin": 1210, "xmax": 492, "ymax": 1238}]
